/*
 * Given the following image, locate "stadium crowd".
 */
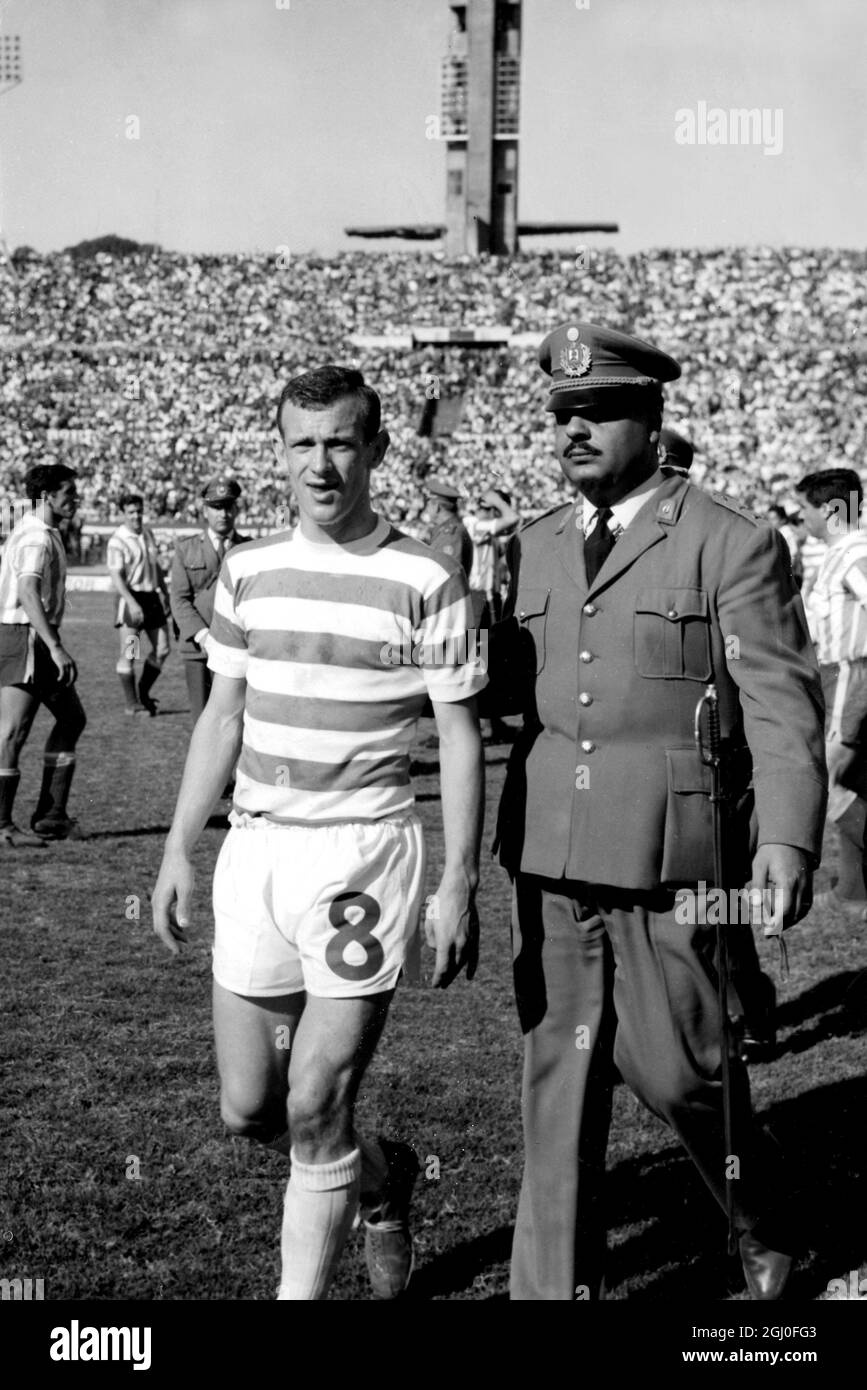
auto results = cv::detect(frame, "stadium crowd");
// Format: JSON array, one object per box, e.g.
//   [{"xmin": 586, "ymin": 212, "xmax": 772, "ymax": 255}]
[{"xmin": 2, "ymin": 245, "xmax": 866, "ymax": 532}]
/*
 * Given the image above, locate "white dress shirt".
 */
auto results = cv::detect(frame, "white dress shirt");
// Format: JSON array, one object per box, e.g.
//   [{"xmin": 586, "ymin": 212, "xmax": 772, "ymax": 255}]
[{"xmin": 581, "ymin": 468, "xmax": 666, "ymax": 539}]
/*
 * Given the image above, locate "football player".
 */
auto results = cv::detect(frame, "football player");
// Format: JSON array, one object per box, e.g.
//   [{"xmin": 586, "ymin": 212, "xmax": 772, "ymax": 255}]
[
  {"xmin": 107, "ymin": 493, "xmax": 171, "ymax": 715},
  {"xmin": 0, "ymin": 463, "xmax": 86, "ymax": 844},
  {"xmin": 152, "ymin": 365, "xmax": 485, "ymax": 1300}
]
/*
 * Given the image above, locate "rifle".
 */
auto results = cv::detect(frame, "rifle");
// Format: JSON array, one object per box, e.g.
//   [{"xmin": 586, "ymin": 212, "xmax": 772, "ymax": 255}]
[{"xmin": 694, "ymin": 682, "xmax": 738, "ymax": 1257}]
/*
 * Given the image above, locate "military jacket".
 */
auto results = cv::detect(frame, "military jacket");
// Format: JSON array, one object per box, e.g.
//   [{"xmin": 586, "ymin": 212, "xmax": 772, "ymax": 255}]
[
  {"xmin": 428, "ymin": 516, "xmax": 473, "ymax": 578},
  {"xmin": 170, "ymin": 530, "xmax": 249, "ymax": 660},
  {"xmin": 490, "ymin": 474, "xmax": 827, "ymax": 889}
]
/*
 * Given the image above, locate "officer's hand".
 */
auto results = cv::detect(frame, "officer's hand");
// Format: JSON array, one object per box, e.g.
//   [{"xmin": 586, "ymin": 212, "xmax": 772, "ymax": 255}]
[
  {"xmin": 48, "ymin": 640, "xmax": 77, "ymax": 686},
  {"xmin": 151, "ymin": 852, "xmax": 195, "ymax": 956},
  {"xmin": 749, "ymin": 843, "xmax": 813, "ymax": 935},
  {"xmin": 424, "ymin": 879, "xmax": 480, "ymax": 988}
]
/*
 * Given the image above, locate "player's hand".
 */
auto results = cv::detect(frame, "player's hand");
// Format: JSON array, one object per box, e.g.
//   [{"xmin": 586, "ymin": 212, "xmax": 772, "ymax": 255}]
[
  {"xmin": 749, "ymin": 843, "xmax": 813, "ymax": 935},
  {"xmin": 424, "ymin": 877, "xmax": 480, "ymax": 988},
  {"xmin": 126, "ymin": 600, "xmax": 145, "ymax": 627},
  {"xmin": 151, "ymin": 852, "xmax": 196, "ymax": 956},
  {"xmin": 49, "ymin": 640, "xmax": 77, "ymax": 686}
]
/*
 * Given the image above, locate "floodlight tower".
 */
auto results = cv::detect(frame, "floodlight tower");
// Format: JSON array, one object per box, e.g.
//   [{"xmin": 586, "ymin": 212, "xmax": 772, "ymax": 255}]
[
  {"xmin": 0, "ymin": 33, "xmax": 22, "ymax": 248},
  {"xmin": 441, "ymin": 0, "xmax": 520, "ymax": 256}
]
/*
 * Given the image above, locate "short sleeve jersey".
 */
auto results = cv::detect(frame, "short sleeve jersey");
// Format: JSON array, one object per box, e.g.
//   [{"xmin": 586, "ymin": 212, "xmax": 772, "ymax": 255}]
[
  {"xmin": 207, "ymin": 516, "xmax": 488, "ymax": 823},
  {"xmin": 807, "ymin": 530, "xmax": 867, "ymax": 664},
  {"xmin": 107, "ymin": 524, "xmax": 162, "ymax": 591},
  {"xmin": 0, "ymin": 511, "xmax": 67, "ymax": 626}
]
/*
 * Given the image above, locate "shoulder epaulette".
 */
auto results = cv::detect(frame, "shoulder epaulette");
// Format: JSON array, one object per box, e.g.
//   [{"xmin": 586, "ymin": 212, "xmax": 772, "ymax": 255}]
[
  {"xmin": 706, "ymin": 491, "xmax": 761, "ymax": 526},
  {"xmin": 520, "ymin": 501, "xmax": 572, "ymax": 534}
]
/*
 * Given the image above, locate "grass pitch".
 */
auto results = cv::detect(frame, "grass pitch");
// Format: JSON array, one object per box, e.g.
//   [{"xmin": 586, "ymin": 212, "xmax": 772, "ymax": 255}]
[{"xmin": 1, "ymin": 593, "xmax": 865, "ymax": 1301}]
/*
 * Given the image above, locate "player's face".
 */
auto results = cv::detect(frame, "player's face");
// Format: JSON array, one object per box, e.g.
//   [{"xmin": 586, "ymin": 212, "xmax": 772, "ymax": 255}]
[
  {"xmin": 204, "ymin": 500, "xmax": 237, "ymax": 536},
  {"xmin": 123, "ymin": 503, "xmax": 144, "ymax": 533},
  {"xmin": 554, "ymin": 398, "xmax": 659, "ymax": 506},
  {"xmin": 42, "ymin": 480, "xmax": 78, "ymax": 525},
  {"xmin": 274, "ymin": 396, "xmax": 388, "ymax": 543},
  {"xmin": 799, "ymin": 499, "xmax": 827, "ymax": 539}
]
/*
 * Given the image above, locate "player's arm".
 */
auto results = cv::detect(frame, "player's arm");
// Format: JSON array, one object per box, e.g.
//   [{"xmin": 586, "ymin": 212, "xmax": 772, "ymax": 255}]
[
  {"xmin": 16, "ymin": 573, "xmax": 77, "ymax": 684},
  {"xmin": 427, "ymin": 694, "xmax": 484, "ymax": 988},
  {"xmin": 480, "ymin": 490, "xmax": 520, "ymax": 536},
  {"xmin": 151, "ymin": 672, "xmax": 245, "ymax": 955},
  {"xmin": 107, "ymin": 546, "xmax": 143, "ymax": 626},
  {"xmin": 842, "ymin": 560, "xmax": 867, "ymax": 611}
]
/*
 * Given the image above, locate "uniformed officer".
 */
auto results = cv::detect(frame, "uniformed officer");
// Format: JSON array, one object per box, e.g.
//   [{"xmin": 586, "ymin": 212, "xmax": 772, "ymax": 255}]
[
  {"xmin": 424, "ymin": 479, "xmax": 474, "ymax": 577},
  {"xmin": 170, "ymin": 478, "xmax": 250, "ymax": 721},
  {"xmin": 489, "ymin": 322, "xmax": 827, "ymax": 1301}
]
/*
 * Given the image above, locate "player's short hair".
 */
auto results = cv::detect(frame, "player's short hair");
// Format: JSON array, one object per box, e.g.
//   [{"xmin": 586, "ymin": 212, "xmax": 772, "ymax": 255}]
[
  {"xmin": 118, "ymin": 492, "xmax": 144, "ymax": 510},
  {"xmin": 795, "ymin": 469, "xmax": 863, "ymax": 521},
  {"xmin": 274, "ymin": 365, "xmax": 382, "ymax": 443},
  {"xmin": 24, "ymin": 463, "xmax": 76, "ymax": 501}
]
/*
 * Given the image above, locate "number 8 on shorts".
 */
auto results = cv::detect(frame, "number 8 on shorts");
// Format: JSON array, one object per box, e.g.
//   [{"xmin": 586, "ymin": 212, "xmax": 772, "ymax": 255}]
[{"xmin": 325, "ymin": 891, "xmax": 385, "ymax": 983}]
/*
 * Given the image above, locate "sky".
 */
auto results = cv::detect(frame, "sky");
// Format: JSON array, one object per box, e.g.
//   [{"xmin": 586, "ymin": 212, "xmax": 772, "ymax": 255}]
[{"xmin": 0, "ymin": 0, "xmax": 864, "ymax": 256}]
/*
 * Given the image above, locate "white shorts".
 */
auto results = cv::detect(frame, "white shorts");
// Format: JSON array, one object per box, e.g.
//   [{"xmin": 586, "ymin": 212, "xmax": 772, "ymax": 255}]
[{"xmin": 212, "ymin": 812, "xmax": 426, "ymax": 998}]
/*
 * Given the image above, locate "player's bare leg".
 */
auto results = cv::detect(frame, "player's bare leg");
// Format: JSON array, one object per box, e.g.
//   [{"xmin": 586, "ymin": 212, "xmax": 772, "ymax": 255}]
[
  {"xmin": 280, "ymin": 991, "xmax": 393, "ymax": 1299},
  {"xmin": 213, "ymin": 982, "xmax": 399, "ymax": 1298},
  {"xmin": 213, "ymin": 984, "xmax": 303, "ymax": 1145},
  {"xmin": 116, "ymin": 629, "xmax": 146, "ymax": 714},
  {"xmin": 0, "ymin": 685, "xmax": 46, "ymax": 846},
  {"xmin": 137, "ymin": 625, "xmax": 169, "ymax": 716},
  {"xmin": 31, "ymin": 683, "xmax": 87, "ymax": 838}
]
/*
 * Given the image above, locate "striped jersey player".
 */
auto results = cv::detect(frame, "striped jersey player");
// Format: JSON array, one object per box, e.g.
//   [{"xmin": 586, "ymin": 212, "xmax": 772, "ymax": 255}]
[
  {"xmin": 797, "ymin": 467, "xmax": 867, "ymax": 912},
  {"xmin": 152, "ymin": 365, "xmax": 486, "ymax": 1301}
]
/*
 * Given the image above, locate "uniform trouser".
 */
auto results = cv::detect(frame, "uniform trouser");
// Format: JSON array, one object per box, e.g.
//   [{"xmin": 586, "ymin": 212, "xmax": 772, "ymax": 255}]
[
  {"xmin": 509, "ymin": 874, "xmax": 785, "ymax": 1301},
  {"xmin": 183, "ymin": 659, "xmax": 211, "ymax": 722}
]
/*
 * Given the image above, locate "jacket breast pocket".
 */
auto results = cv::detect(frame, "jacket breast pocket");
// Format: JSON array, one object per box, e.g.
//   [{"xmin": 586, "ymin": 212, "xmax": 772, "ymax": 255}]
[
  {"xmin": 187, "ymin": 561, "xmax": 215, "ymax": 587},
  {"xmin": 516, "ymin": 587, "xmax": 551, "ymax": 675},
  {"xmin": 634, "ymin": 586, "xmax": 712, "ymax": 681}
]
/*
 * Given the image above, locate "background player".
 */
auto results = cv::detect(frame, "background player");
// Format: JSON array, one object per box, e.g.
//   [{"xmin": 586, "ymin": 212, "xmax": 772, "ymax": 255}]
[
  {"xmin": 797, "ymin": 468, "xmax": 867, "ymax": 915},
  {"xmin": 0, "ymin": 463, "xmax": 86, "ymax": 845},
  {"xmin": 152, "ymin": 365, "xmax": 485, "ymax": 1300},
  {"xmin": 107, "ymin": 492, "xmax": 171, "ymax": 715}
]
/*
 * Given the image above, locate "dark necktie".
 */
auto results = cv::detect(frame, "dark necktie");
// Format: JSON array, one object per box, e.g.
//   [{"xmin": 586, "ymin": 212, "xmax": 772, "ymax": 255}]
[{"xmin": 584, "ymin": 507, "xmax": 616, "ymax": 585}]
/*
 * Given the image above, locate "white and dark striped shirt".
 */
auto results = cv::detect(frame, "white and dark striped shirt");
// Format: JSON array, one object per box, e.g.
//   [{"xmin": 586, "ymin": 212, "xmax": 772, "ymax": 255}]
[
  {"xmin": 0, "ymin": 511, "xmax": 67, "ymax": 626},
  {"xmin": 806, "ymin": 529, "xmax": 867, "ymax": 665},
  {"xmin": 207, "ymin": 516, "xmax": 487, "ymax": 823},
  {"xmin": 106, "ymin": 523, "xmax": 162, "ymax": 591}
]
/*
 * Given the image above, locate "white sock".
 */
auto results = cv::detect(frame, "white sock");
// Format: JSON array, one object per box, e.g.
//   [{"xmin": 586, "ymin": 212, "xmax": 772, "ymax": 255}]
[
  {"xmin": 264, "ymin": 1131, "xmax": 383, "ymax": 1187},
  {"xmin": 276, "ymin": 1147, "xmax": 361, "ymax": 1300}
]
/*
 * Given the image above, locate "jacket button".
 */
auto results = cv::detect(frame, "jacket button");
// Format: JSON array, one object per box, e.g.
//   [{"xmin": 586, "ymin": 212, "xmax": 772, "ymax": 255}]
[
  {"xmin": 582, "ymin": 603, "xmax": 597, "ymax": 616},
  {"xmin": 579, "ymin": 692, "xmax": 593, "ymax": 706},
  {"xmin": 579, "ymin": 650, "xmax": 593, "ymax": 663},
  {"xmin": 580, "ymin": 739, "xmax": 596, "ymax": 753},
  {"xmin": 668, "ymin": 607, "xmax": 678, "ymax": 618}
]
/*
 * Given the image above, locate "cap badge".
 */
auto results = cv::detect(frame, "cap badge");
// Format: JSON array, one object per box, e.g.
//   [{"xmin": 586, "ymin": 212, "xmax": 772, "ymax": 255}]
[{"xmin": 560, "ymin": 328, "xmax": 591, "ymax": 378}]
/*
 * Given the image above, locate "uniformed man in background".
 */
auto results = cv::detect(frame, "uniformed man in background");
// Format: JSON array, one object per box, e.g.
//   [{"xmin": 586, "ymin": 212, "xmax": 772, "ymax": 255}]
[
  {"xmin": 170, "ymin": 478, "xmax": 249, "ymax": 722},
  {"xmin": 489, "ymin": 322, "xmax": 827, "ymax": 1301},
  {"xmin": 424, "ymin": 478, "xmax": 473, "ymax": 578}
]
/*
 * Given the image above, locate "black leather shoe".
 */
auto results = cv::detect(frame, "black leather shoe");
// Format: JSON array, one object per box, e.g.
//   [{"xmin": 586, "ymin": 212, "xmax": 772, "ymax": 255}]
[{"xmin": 739, "ymin": 1232, "xmax": 793, "ymax": 1300}]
